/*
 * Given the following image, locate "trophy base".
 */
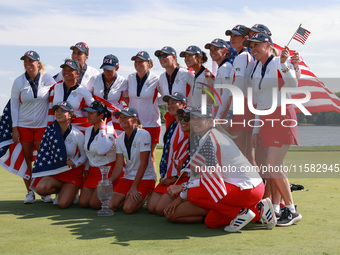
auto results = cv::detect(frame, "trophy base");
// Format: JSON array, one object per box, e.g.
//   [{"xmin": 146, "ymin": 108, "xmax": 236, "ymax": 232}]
[{"xmin": 97, "ymin": 208, "xmax": 114, "ymax": 216}]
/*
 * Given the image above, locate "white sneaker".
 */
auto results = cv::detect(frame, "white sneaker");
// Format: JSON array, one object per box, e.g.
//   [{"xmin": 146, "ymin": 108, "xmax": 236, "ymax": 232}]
[
  {"xmin": 259, "ymin": 198, "xmax": 277, "ymax": 230},
  {"xmin": 73, "ymin": 194, "xmax": 79, "ymax": 204},
  {"xmin": 41, "ymin": 195, "xmax": 53, "ymax": 203},
  {"xmin": 224, "ymin": 208, "xmax": 255, "ymax": 233},
  {"xmin": 24, "ymin": 191, "xmax": 35, "ymax": 204},
  {"xmin": 53, "ymin": 194, "xmax": 59, "ymax": 206}
]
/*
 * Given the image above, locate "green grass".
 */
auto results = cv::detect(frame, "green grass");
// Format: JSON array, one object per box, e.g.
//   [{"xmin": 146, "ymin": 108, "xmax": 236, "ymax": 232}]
[{"xmin": 1, "ymin": 149, "xmax": 340, "ymax": 254}]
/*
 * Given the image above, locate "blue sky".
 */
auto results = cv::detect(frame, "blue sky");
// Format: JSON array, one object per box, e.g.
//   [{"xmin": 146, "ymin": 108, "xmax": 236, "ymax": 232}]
[{"xmin": 0, "ymin": 0, "xmax": 339, "ymax": 111}]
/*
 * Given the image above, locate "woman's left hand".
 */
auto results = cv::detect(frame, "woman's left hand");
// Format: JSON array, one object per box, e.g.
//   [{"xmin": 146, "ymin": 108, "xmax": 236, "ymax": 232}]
[
  {"xmin": 66, "ymin": 157, "xmax": 76, "ymax": 168},
  {"xmin": 280, "ymin": 46, "xmax": 290, "ymax": 64},
  {"xmin": 127, "ymin": 186, "xmax": 142, "ymax": 204},
  {"xmin": 291, "ymin": 52, "xmax": 301, "ymax": 69},
  {"xmin": 160, "ymin": 177, "xmax": 176, "ymax": 186},
  {"xmin": 167, "ymin": 184, "xmax": 183, "ymax": 197},
  {"xmin": 164, "ymin": 197, "xmax": 183, "ymax": 215}
]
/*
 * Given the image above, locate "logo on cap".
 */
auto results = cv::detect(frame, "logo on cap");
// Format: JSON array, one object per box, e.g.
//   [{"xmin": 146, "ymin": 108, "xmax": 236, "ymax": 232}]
[
  {"xmin": 233, "ymin": 25, "xmax": 241, "ymax": 30},
  {"xmin": 162, "ymin": 46, "xmax": 168, "ymax": 50},
  {"xmin": 76, "ymin": 42, "xmax": 88, "ymax": 48},
  {"xmin": 187, "ymin": 46, "xmax": 192, "ymax": 51},
  {"xmin": 104, "ymin": 58, "xmax": 113, "ymax": 64}
]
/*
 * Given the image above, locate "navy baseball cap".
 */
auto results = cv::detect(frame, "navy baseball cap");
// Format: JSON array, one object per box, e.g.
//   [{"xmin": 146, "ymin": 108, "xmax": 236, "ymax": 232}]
[
  {"xmin": 52, "ymin": 101, "xmax": 74, "ymax": 113},
  {"xmin": 190, "ymin": 105, "xmax": 214, "ymax": 118},
  {"xmin": 243, "ymin": 32, "xmax": 272, "ymax": 48},
  {"xmin": 225, "ymin": 25, "xmax": 247, "ymax": 36},
  {"xmin": 131, "ymin": 51, "xmax": 151, "ymax": 61},
  {"xmin": 20, "ymin": 50, "xmax": 40, "ymax": 61},
  {"xmin": 114, "ymin": 107, "xmax": 139, "ymax": 119},
  {"xmin": 204, "ymin": 39, "xmax": 230, "ymax": 50},
  {"xmin": 179, "ymin": 46, "xmax": 202, "ymax": 57},
  {"xmin": 163, "ymin": 92, "xmax": 187, "ymax": 103},
  {"xmin": 60, "ymin": 59, "xmax": 80, "ymax": 72},
  {"xmin": 154, "ymin": 46, "xmax": 177, "ymax": 57},
  {"xmin": 70, "ymin": 42, "xmax": 89, "ymax": 56},
  {"xmin": 244, "ymin": 24, "xmax": 272, "ymax": 36},
  {"xmin": 82, "ymin": 100, "xmax": 112, "ymax": 119},
  {"xmin": 100, "ymin": 54, "xmax": 119, "ymax": 70}
]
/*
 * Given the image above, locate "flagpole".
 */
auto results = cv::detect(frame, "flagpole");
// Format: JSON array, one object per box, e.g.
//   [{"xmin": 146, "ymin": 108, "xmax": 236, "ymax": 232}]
[{"xmin": 287, "ymin": 23, "xmax": 302, "ymax": 46}]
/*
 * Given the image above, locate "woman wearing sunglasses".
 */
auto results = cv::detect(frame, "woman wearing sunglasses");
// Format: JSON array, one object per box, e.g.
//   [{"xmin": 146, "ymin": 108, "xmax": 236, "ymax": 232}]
[
  {"xmin": 155, "ymin": 46, "xmax": 194, "ymax": 109},
  {"xmin": 166, "ymin": 106, "xmax": 276, "ymax": 232},
  {"xmin": 54, "ymin": 42, "xmax": 99, "ymax": 88},
  {"xmin": 147, "ymin": 92, "xmax": 189, "ymax": 216},
  {"xmin": 164, "ymin": 107, "xmax": 208, "ymax": 223}
]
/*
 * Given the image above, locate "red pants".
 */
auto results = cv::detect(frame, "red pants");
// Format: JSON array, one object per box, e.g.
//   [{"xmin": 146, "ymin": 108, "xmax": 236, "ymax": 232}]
[{"xmin": 188, "ymin": 181, "xmax": 265, "ymax": 229}]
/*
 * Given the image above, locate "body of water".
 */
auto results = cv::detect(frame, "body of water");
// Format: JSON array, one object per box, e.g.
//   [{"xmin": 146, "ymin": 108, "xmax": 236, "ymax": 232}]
[{"xmin": 159, "ymin": 125, "xmax": 340, "ymax": 147}]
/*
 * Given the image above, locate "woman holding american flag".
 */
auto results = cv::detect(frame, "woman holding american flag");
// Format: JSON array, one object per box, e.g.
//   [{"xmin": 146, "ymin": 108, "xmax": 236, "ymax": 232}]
[
  {"xmin": 244, "ymin": 32, "xmax": 302, "ymax": 226},
  {"xmin": 34, "ymin": 101, "xmax": 86, "ymax": 208},
  {"xmin": 168, "ymin": 106, "xmax": 276, "ymax": 232}
]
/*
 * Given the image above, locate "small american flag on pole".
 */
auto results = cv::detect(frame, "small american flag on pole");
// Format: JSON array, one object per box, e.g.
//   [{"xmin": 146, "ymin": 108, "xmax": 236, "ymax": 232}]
[
  {"xmin": 189, "ymin": 130, "xmax": 227, "ymax": 203},
  {"xmin": 293, "ymin": 26, "xmax": 311, "ymax": 45}
]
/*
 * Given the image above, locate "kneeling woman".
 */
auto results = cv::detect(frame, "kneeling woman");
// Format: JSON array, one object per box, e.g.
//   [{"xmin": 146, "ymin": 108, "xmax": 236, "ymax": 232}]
[
  {"xmin": 169, "ymin": 106, "xmax": 276, "ymax": 232},
  {"xmin": 109, "ymin": 107, "xmax": 157, "ymax": 214},
  {"xmin": 34, "ymin": 101, "xmax": 86, "ymax": 208},
  {"xmin": 79, "ymin": 100, "xmax": 117, "ymax": 209}
]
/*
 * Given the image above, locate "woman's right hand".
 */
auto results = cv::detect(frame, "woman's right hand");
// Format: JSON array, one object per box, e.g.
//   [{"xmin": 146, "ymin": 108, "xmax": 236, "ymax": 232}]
[{"xmin": 12, "ymin": 127, "xmax": 20, "ymax": 143}]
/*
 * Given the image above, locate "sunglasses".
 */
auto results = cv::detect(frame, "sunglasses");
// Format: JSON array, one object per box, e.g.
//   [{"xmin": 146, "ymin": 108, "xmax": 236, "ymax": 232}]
[
  {"xmin": 178, "ymin": 115, "xmax": 190, "ymax": 122},
  {"xmin": 158, "ymin": 53, "xmax": 170, "ymax": 60}
]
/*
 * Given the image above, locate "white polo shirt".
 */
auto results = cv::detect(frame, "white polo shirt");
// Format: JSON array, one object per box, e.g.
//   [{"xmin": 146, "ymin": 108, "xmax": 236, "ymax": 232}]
[
  {"xmin": 11, "ymin": 72, "xmax": 56, "ymax": 128},
  {"xmin": 84, "ymin": 122, "xmax": 116, "ymax": 167},
  {"xmin": 116, "ymin": 128, "xmax": 156, "ymax": 181},
  {"xmin": 52, "ymin": 83, "xmax": 94, "ymax": 117},
  {"xmin": 189, "ymin": 67, "xmax": 213, "ymax": 107},
  {"xmin": 86, "ymin": 73, "xmax": 128, "ymax": 111},
  {"xmin": 214, "ymin": 61, "xmax": 233, "ymax": 119},
  {"xmin": 158, "ymin": 67, "xmax": 193, "ymax": 99},
  {"xmin": 65, "ymin": 125, "xmax": 87, "ymax": 167},
  {"xmin": 126, "ymin": 72, "xmax": 161, "ymax": 128}
]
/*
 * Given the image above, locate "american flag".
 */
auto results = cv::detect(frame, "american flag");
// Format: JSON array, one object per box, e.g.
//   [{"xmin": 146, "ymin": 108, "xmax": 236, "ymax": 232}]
[
  {"xmin": 0, "ymin": 100, "xmax": 30, "ymax": 180},
  {"xmin": 293, "ymin": 27, "xmax": 311, "ymax": 45},
  {"xmin": 274, "ymin": 43, "xmax": 340, "ymax": 113},
  {"xmin": 32, "ymin": 120, "xmax": 69, "ymax": 178},
  {"xmin": 189, "ymin": 129, "xmax": 227, "ymax": 203},
  {"xmin": 172, "ymin": 136, "xmax": 190, "ymax": 173}
]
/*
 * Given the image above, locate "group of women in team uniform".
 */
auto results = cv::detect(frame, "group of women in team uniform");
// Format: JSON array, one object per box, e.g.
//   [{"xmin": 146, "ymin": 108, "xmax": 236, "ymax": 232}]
[{"xmin": 9, "ymin": 22, "xmax": 302, "ymax": 232}]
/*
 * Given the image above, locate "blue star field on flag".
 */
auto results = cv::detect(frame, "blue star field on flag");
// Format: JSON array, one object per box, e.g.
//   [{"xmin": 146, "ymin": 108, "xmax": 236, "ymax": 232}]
[{"xmin": 32, "ymin": 120, "xmax": 68, "ymax": 177}]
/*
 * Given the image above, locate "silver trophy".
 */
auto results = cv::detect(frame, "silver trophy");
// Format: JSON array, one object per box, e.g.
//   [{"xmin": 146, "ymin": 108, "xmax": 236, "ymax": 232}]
[{"xmin": 97, "ymin": 165, "xmax": 114, "ymax": 216}]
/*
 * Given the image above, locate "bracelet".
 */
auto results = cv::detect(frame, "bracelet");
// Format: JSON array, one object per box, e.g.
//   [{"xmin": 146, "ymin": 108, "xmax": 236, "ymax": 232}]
[
  {"xmin": 281, "ymin": 66, "xmax": 290, "ymax": 73},
  {"xmin": 294, "ymin": 66, "xmax": 300, "ymax": 72},
  {"xmin": 172, "ymin": 176, "xmax": 178, "ymax": 180},
  {"xmin": 99, "ymin": 125, "xmax": 106, "ymax": 130},
  {"xmin": 182, "ymin": 182, "xmax": 188, "ymax": 192}
]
